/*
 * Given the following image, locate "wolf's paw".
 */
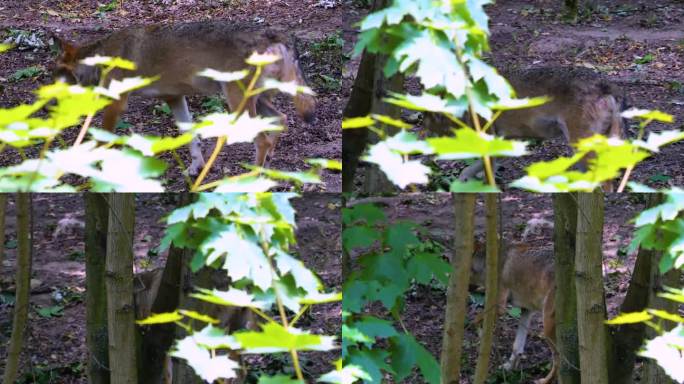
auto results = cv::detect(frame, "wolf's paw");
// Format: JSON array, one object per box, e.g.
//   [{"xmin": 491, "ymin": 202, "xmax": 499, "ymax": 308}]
[{"xmin": 187, "ymin": 159, "xmax": 206, "ymax": 177}]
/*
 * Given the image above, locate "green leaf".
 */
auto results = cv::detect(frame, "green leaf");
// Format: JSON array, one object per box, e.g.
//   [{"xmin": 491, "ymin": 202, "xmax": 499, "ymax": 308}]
[
  {"xmin": 178, "ymin": 309, "xmax": 219, "ymax": 324},
  {"xmin": 197, "ymin": 68, "xmax": 249, "ymax": 82},
  {"xmin": 80, "ymin": 55, "xmax": 137, "ymax": 70},
  {"xmin": 136, "ymin": 311, "xmax": 183, "ymax": 325},
  {"xmin": 605, "ymin": 311, "xmax": 652, "ymax": 325},
  {"xmin": 200, "ymin": 230, "xmax": 272, "ymax": 290},
  {"xmin": 342, "ymin": 225, "xmax": 381, "ymax": 251},
  {"xmin": 622, "ymin": 108, "xmax": 674, "ymax": 123},
  {"xmin": 0, "ymin": 43, "xmax": 13, "ymax": 53},
  {"xmin": 213, "ymin": 175, "xmax": 278, "ymax": 192},
  {"xmin": 352, "ymin": 316, "xmax": 398, "ymax": 340},
  {"xmin": 235, "ymin": 322, "xmax": 337, "ymax": 353},
  {"xmin": 371, "ymin": 114, "xmax": 412, "ymax": 129},
  {"xmin": 194, "ymin": 113, "xmax": 281, "ymax": 143},
  {"xmin": 306, "ymin": 158, "xmax": 342, "ymax": 171},
  {"xmin": 192, "ymin": 324, "xmax": 242, "ymax": 349},
  {"xmin": 347, "ymin": 349, "xmax": 392, "ymax": 384},
  {"xmin": 342, "ymin": 116, "xmax": 375, "ymax": 129},
  {"xmin": 318, "ymin": 364, "xmax": 371, "ymax": 384},
  {"xmin": 37, "ymin": 305, "xmax": 64, "ymax": 318},
  {"xmin": 262, "ymin": 79, "xmax": 315, "ymax": 96},
  {"xmin": 274, "ymin": 249, "xmax": 321, "ymax": 294},
  {"xmin": 246, "ymin": 51, "xmax": 281, "ymax": 66},
  {"xmin": 362, "ymin": 141, "xmax": 430, "ymax": 189},
  {"xmin": 639, "ymin": 324, "xmax": 684, "ymax": 382},
  {"xmin": 170, "ymin": 336, "xmax": 240, "ymax": 382},
  {"xmin": 407, "ymin": 252, "xmax": 451, "ymax": 285},
  {"xmin": 428, "ymin": 127, "xmax": 528, "ymax": 160},
  {"xmin": 258, "ymin": 375, "xmax": 304, "ymax": 384},
  {"xmin": 191, "ymin": 287, "xmax": 270, "ymax": 310}
]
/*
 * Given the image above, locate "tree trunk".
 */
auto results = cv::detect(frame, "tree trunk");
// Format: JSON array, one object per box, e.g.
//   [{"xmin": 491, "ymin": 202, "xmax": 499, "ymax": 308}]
[
  {"xmin": 105, "ymin": 193, "xmax": 137, "ymax": 384},
  {"xmin": 440, "ymin": 193, "xmax": 476, "ymax": 384},
  {"xmin": 473, "ymin": 194, "xmax": 499, "ymax": 384},
  {"xmin": 342, "ymin": 50, "xmax": 375, "ymax": 193},
  {"xmin": 361, "ymin": 30, "xmax": 404, "ymax": 194},
  {"xmin": 85, "ymin": 194, "xmax": 111, "ymax": 384},
  {"xmin": 575, "ymin": 192, "xmax": 608, "ymax": 384},
  {"xmin": 1, "ymin": 194, "xmax": 32, "ymax": 384},
  {"xmin": 565, "ymin": 0, "xmax": 578, "ymax": 22},
  {"xmin": 138, "ymin": 193, "xmax": 190, "ymax": 384},
  {"xmin": 0, "ymin": 194, "xmax": 7, "ymax": 273},
  {"xmin": 607, "ymin": 193, "xmax": 663, "ymax": 384},
  {"xmin": 553, "ymin": 193, "xmax": 580, "ymax": 384}
]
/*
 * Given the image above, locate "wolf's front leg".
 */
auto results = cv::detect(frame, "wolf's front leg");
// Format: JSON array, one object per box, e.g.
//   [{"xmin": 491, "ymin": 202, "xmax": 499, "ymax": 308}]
[
  {"xmin": 163, "ymin": 96, "xmax": 205, "ymax": 176},
  {"xmin": 502, "ymin": 308, "xmax": 533, "ymax": 371},
  {"xmin": 188, "ymin": 136, "xmax": 206, "ymax": 176}
]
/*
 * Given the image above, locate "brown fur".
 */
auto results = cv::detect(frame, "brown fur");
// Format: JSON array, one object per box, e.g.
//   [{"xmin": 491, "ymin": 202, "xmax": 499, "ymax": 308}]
[
  {"xmin": 424, "ymin": 66, "xmax": 626, "ymax": 191},
  {"xmin": 472, "ymin": 242, "xmax": 557, "ymax": 384},
  {"xmin": 54, "ymin": 21, "xmax": 316, "ymax": 174}
]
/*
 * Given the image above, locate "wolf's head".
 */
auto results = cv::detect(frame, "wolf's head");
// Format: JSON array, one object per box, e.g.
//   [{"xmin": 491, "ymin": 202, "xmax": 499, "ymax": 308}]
[
  {"xmin": 262, "ymin": 43, "xmax": 316, "ymax": 124},
  {"xmin": 52, "ymin": 38, "xmax": 100, "ymax": 86}
]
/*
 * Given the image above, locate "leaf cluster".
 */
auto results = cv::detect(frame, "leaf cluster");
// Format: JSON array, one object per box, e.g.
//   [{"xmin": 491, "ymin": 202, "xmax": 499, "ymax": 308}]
[{"xmin": 342, "ymin": 203, "xmax": 450, "ymax": 383}]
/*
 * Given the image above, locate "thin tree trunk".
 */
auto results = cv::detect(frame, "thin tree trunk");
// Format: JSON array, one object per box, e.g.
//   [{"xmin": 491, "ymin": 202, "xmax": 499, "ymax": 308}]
[
  {"xmin": 565, "ymin": 0, "xmax": 578, "ymax": 22},
  {"xmin": 473, "ymin": 194, "xmax": 499, "ymax": 384},
  {"xmin": 575, "ymin": 192, "xmax": 608, "ymax": 384},
  {"xmin": 138, "ymin": 193, "xmax": 190, "ymax": 383},
  {"xmin": 85, "ymin": 194, "xmax": 111, "ymax": 384},
  {"xmin": 106, "ymin": 193, "xmax": 137, "ymax": 384},
  {"xmin": 342, "ymin": 50, "xmax": 375, "ymax": 193},
  {"xmin": 440, "ymin": 193, "xmax": 476, "ymax": 384},
  {"xmin": 0, "ymin": 195, "xmax": 7, "ymax": 273},
  {"xmin": 1, "ymin": 194, "xmax": 31, "ymax": 384},
  {"xmin": 608, "ymin": 193, "xmax": 663, "ymax": 384},
  {"xmin": 362, "ymin": 38, "xmax": 404, "ymax": 194},
  {"xmin": 553, "ymin": 193, "xmax": 580, "ymax": 384}
]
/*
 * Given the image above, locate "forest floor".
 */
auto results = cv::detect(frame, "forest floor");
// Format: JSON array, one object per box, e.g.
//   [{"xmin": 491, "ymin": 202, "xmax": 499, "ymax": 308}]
[
  {"xmin": 0, "ymin": 0, "xmax": 363, "ymax": 192},
  {"xmin": 353, "ymin": 192, "xmax": 647, "ymax": 383},
  {"xmin": 0, "ymin": 193, "xmax": 342, "ymax": 383},
  {"xmin": 346, "ymin": 0, "xmax": 684, "ymax": 191}
]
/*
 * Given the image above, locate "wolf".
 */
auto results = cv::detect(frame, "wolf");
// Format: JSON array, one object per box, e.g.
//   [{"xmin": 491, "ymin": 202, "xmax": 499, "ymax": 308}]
[
  {"xmin": 424, "ymin": 66, "xmax": 627, "ymax": 190},
  {"xmin": 471, "ymin": 241, "xmax": 557, "ymax": 384},
  {"xmin": 54, "ymin": 21, "xmax": 316, "ymax": 176}
]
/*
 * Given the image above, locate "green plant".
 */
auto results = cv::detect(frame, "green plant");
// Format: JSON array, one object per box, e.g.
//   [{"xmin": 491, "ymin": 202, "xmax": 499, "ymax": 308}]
[
  {"xmin": 605, "ymin": 190, "xmax": 684, "ymax": 382},
  {"xmin": 0, "ymin": 53, "xmax": 339, "ymax": 191},
  {"xmin": 342, "ymin": 203, "xmax": 449, "ymax": 383},
  {"xmin": 201, "ymin": 95, "xmax": 227, "ymax": 113},
  {"xmin": 9, "ymin": 66, "xmax": 44, "ymax": 82},
  {"xmin": 36, "ymin": 305, "xmax": 64, "ymax": 318},
  {"xmin": 138, "ymin": 193, "xmax": 342, "ymax": 382}
]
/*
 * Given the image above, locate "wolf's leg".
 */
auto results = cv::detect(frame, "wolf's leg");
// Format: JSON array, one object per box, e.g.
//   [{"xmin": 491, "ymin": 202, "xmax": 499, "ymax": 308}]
[
  {"xmin": 502, "ymin": 308, "xmax": 533, "ymax": 371},
  {"xmin": 102, "ymin": 93, "xmax": 129, "ymax": 132},
  {"xmin": 164, "ymin": 96, "xmax": 204, "ymax": 176}
]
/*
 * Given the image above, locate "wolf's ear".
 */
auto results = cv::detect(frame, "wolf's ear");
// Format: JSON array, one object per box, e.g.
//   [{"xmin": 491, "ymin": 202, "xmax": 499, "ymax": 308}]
[{"xmin": 51, "ymin": 34, "xmax": 78, "ymax": 60}]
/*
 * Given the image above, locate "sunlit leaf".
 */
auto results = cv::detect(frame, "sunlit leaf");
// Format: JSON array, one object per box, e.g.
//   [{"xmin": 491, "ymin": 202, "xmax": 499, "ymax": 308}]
[
  {"xmin": 198, "ymin": 68, "xmax": 249, "ymax": 83},
  {"xmin": 170, "ymin": 336, "xmax": 239, "ymax": 382},
  {"xmin": 235, "ymin": 322, "xmax": 337, "ymax": 353},
  {"xmin": 136, "ymin": 311, "xmax": 184, "ymax": 325},
  {"xmin": 342, "ymin": 116, "xmax": 375, "ymax": 129},
  {"xmin": 362, "ymin": 141, "xmax": 430, "ymax": 189},
  {"xmin": 80, "ymin": 55, "xmax": 137, "ymax": 70},
  {"xmin": 605, "ymin": 311, "xmax": 652, "ymax": 325}
]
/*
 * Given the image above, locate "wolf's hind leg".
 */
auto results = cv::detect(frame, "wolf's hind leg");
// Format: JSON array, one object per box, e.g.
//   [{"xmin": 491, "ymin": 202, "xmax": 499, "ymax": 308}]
[
  {"xmin": 502, "ymin": 308, "xmax": 533, "ymax": 371},
  {"xmin": 164, "ymin": 96, "xmax": 205, "ymax": 176}
]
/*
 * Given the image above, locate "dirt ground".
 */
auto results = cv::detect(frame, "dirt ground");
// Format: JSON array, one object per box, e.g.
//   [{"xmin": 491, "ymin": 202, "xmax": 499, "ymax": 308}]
[
  {"xmin": 0, "ymin": 193, "xmax": 341, "ymax": 383},
  {"xmin": 0, "ymin": 0, "xmax": 359, "ymax": 192},
  {"xmin": 352, "ymin": 192, "xmax": 647, "ymax": 383},
  {"xmin": 345, "ymin": 0, "xmax": 684, "ymax": 191}
]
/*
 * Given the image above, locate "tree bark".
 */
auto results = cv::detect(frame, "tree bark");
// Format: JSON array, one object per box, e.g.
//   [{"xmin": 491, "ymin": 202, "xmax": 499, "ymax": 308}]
[
  {"xmin": 105, "ymin": 193, "xmax": 137, "ymax": 384},
  {"xmin": 138, "ymin": 193, "xmax": 190, "ymax": 384},
  {"xmin": 361, "ymin": 32, "xmax": 404, "ymax": 194},
  {"xmin": 607, "ymin": 193, "xmax": 663, "ymax": 384},
  {"xmin": 1, "ymin": 194, "xmax": 32, "ymax": 384},
  {"xmin": 473, "ymin": 194, "xmax": 499, "ymax": 384},
  {"xmin": 575, "ymin": 192, "xmax": 608, "ymax": 384},
  {"xmin": 440, "ymin": 193, "xmax": 476, "ymax": 384},
  {"xmin": 553, "ymin": 193, "xmax": 580, "ymax": 384},
  {"xmin": 342, "ymin": 50, "xmax": 375, "ymax": 193},
  {"xmin": 0, "ymin": 194, "xmax": 7, "ymax": 274},
  {"xmin": 85, "ymin": 194, "xmax": 111, "ymax": 384}
]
